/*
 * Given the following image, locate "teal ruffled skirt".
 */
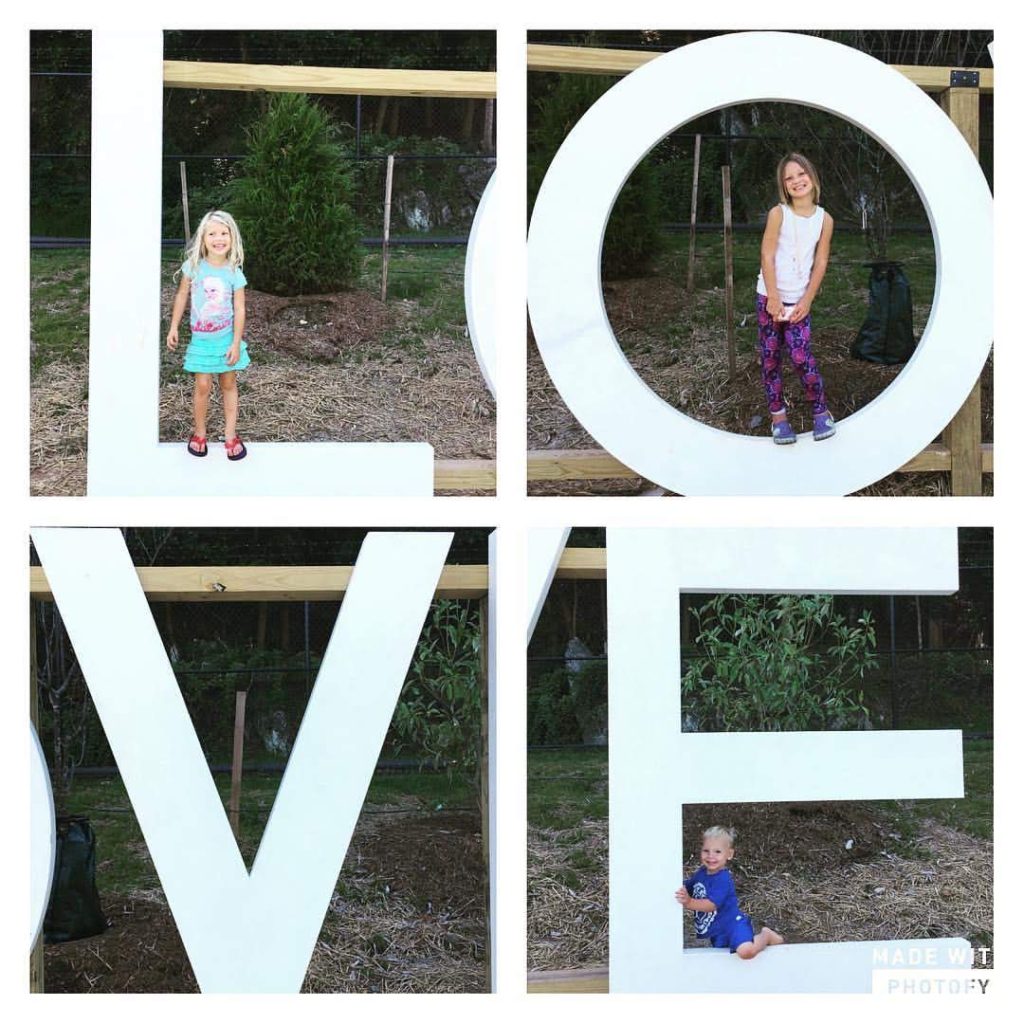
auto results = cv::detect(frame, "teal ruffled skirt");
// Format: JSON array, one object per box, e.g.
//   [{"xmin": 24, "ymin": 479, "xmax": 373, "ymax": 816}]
[{"xmin": 183, "ymin": 331, "xmax": 251, "ymax": 375}]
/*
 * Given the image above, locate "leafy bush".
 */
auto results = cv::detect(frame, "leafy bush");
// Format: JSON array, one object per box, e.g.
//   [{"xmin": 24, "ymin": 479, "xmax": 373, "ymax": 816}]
[
  {"xmin": 527, "ymin": 661, "xmax": 608, "ymax": 746},
  {"xmin": 392, "ymin": 600, "xmax": 481, "ymax": 784},
  {"xmin": 528, "ymin": 668, "xmax": 580, "ymax": 746},
  {"xmin": 682, "ymin": 594, "xmax": 876, "ymax": 731},
  {"xmin": 231, "ymin": 92, "xmax": 361, "ymax": 295},
  {"xmin": 528, "ymin": 73, "xmax": 663, "ymax": 279}
]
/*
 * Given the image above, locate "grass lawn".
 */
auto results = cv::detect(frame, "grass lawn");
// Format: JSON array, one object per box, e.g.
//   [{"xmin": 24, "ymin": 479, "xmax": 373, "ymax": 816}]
[
  {"xmin": 63, "ymin": 768, "xmax": 476, "ymax": 894},
  {"xmin": 632, "ymin": 228, "xmax": 935, "ymax": 360},
  {"xmin": 30, "ymin": 244, "xmax": 468, "ymax": 374},
  {"xmin": 528, "ymin": 736, "xmax": 991, "ymax": 838}
]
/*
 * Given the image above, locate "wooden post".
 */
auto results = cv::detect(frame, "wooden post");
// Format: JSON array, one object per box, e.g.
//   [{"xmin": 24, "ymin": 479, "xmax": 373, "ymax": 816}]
[
  {"xmin": 686, "ymin": 134, "xmax": 701, "ymax": 293},
  {"xmin": 229, "ymin": 690, "xmax": 247, "ymax": 840},
  {"xmin": 482, "ymin": 64, "xmax": 495, "ymax": 157},
  {"xmin": 477, "ymin": 595, "xmax": 491, "ymax": 989},
  {"xmin": 256, "ymin": 603, "xmax": 267, "ymax": 649},
  {"xmin": 179, "ymin": 161, "xmax": 190, "ymax": 242},
  {"xmin": 30, "ymin": 603, "xmax": 45, "ymax": 994},
  {"xmin": 940, "ymin": 83, "xmax": 984, "ymax": 495},
  {"xmin": 380, "ymin": 153, "xmax": 395, "ymax": 302},
  {"xmin": 721, "ymin": 165, "xmax": 736, "ymax": 378}
]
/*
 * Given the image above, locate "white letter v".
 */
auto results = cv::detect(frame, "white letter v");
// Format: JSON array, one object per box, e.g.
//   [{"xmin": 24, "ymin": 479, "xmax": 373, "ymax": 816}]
[{"xmin": 32, "ymin": 528, "xmax": 452, "ymax": 992}]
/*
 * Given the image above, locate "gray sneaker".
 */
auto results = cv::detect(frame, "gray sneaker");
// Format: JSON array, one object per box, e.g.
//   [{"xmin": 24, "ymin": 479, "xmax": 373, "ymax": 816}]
[
  {"xmin": 772, "ymin": 418, "xmax": 797, "ymax": 445},
  {"xmin": 813, "ymin": 412, "xmax": 836, "ymax": 441}
]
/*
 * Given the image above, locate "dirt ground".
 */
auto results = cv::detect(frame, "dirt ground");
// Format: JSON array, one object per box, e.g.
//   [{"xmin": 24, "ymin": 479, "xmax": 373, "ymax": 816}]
[
  {"xmin": 43, "ymin": 809, "xmax": 487, "ymax": 993},
  {"xmin": 527, "ymin": 802, "xmax": 992, "ymax": 972},
  {"xmin": 527, "ymin": 274, "xmax": 993, "ymax": 496},
  {"xmin": 30, "ymin": 285, "xmax": 495, "ymax": 497}
]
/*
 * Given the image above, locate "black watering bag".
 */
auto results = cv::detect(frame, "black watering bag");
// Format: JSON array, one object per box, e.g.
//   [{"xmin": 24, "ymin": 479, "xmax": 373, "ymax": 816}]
[
  {"xmin": 850, "ymin": 260, "xmax": 916, "ymax": 365},
  {"xmin": 44, "ymin": 816, "xmax": 107, "ymax": 943}
]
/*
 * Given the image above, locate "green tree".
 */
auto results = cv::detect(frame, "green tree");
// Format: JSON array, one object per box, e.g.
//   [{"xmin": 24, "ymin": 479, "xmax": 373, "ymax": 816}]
[
  {"xmin": 682, "ymin": 594, "xmax": 876, "ymax": 731},
  {"xmin": 231, "ymin": 92, "xmax": 361, "ymax": 295}
]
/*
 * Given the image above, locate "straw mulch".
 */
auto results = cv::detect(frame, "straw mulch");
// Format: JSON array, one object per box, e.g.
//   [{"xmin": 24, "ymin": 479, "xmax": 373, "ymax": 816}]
[
  {"xmin": 30, "ymin": 284, "xmax": 494, "ymax": 497},
  {"xmin": 30, "ymin": 359, "xmax": 90, "ymax": 496},
  {"xmin": 527, "ymin": 805, "xmax": 992, "ymax": 972},
  {"xmin": 528, "ymin": 819, "xmax": 609, "ymax": 972},
  {"xmin": 44, "ymin": 808, "xmax": 487, "ymax": 993},
  {"xmin": 527, "ymin": 274, "xmax": 993, "ymax": 497}
]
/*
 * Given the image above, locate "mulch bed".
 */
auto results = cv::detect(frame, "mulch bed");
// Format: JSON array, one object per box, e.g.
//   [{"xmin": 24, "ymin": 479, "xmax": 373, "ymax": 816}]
[
  {"xmin": 43, "ymin": 809, "xmax": 487, "ymax": 994},
  {"xmin": 527, "ymin": 803, "xmax": 992, "ymax": 972},
  {"xmin": 30, "ymin": 285, "xmax": 495, "ymax": 497},
  {"xmin": 527, "ymin": 274, "xmax": 993, "ymax": 496}
]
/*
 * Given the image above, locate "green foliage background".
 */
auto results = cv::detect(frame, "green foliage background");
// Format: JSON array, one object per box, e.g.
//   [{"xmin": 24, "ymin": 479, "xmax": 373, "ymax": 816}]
[
  {"xmin": 682, "ymin": 594, "xmax": 877, "ymax": 731},
  {"xmin": 231, "ymin": 93, "xmax": 362, "ymax": 295}
]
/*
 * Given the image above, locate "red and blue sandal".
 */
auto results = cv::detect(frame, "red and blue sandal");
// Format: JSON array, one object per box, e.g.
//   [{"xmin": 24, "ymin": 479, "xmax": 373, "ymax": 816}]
[
  {"xmin": 187, "ymin": 434, "xmax": 208, "ymax": 457},
  {"xmin": 225, "ymin": 436, "xmax": 247, "ymax": 461}
]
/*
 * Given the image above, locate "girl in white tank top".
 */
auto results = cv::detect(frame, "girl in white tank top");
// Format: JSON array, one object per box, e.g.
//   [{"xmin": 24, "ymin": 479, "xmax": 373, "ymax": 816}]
[{"xmin": 755, "ymin": 154, "xmax": 837, "ymax": 444}]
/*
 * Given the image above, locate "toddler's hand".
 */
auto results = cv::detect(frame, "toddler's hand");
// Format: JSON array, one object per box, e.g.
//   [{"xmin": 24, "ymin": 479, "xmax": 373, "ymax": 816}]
[
  {"xmin": 674, "ymin": 887, "xmax": 692, "ymax": 908},
  {"xmin": 166, "ymin": 329, "xmax": 178, "ymax": 351}
]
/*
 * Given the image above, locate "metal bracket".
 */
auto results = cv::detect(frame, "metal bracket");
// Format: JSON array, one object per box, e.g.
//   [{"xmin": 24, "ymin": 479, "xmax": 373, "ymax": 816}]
[{"xmin": 950, "ymin": 70, "xmax": 980, "ymax": 87}]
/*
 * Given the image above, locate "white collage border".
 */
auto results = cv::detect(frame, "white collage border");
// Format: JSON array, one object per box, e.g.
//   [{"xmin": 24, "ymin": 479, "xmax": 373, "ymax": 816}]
[{"xmin": 3, "ymin": 0, "xmax": 1018, "ymax": 1021}]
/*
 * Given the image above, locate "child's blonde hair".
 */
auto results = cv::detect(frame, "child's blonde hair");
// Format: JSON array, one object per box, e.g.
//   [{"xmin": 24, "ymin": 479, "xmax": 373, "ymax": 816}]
[
  {"xmin": 183, "ymin": 210, "xmax": 245, "ymax": 276},
  {"xmin": 776, "ymin": 152, "xmax": 821, "ymax": 206},
  {"xmin": 702, "ymin": 825, "xmax": 736, "ymax": 848}
]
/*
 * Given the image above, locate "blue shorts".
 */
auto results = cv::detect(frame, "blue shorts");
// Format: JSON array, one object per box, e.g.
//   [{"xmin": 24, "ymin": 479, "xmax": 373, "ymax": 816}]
[{"xmin": 710, "ymin": 913, "xmax": 754, "ymax": 953}]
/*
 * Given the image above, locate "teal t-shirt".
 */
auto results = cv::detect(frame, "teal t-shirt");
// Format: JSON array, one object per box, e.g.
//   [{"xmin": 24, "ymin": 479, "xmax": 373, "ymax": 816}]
[{"xmin": 182, "ymin": 259, "xmax": 247, "ymax": 343}]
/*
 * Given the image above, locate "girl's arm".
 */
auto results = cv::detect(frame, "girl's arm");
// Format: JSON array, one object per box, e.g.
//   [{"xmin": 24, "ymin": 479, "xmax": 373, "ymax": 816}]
[
  {"xmin": 165, "ymin": 275, "xmax": 190, "ymax": 350},
  {"xmin": 760, "ymin": 206, "xmax": 784, "ymax": 319},
  {"xmin": 226, "ymin": 286, "xmax": 246, "ymax": 365},
  {"xmin": 790, "ymin": 212, "xmax": 834, "ymax": 323}
]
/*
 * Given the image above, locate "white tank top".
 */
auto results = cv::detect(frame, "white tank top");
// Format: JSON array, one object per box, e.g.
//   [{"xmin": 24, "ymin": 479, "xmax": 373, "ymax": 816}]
[{"xmin": 756, "ymin": 203, "xmax": 825, "ymax": 304}]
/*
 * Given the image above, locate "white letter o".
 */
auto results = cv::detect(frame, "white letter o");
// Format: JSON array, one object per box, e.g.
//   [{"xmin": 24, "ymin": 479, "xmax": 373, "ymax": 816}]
[{"xmin": 528, "ymin": 33, "xmax": 992, "ymax": 495}]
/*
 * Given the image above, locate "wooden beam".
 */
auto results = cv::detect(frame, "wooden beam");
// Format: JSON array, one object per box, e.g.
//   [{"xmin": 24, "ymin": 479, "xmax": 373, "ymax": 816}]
[
  {"xmin": 937, "ymin": 84, "xmax": 984, "ymax": 496},
  {"xmin": 527, "ymin": 449, "xmax": 637, "ymax": 482},
  {"xmin": 434, "ymin": 459, "xmax": 496, "ymax": 492},
  {"xmin": 896, "ymin": 64, "xmax": 993, "ymax": 94},
  {"xmin": 164, "ymin": 60, "xmax": 496, "ymax": 99},
  {"xmin": 556, "ymin": 548, "xmax": 607, "ymax": 579},
  {"xmin": 528, "ymin": 445, "xmax": 992, "ymax": 483},
  {"xmin": 943, "ymin": 382, "xmax": 985, "ymax": 495},
  {"xmin": 30, "ymin": 565, "xmax": 490, "ymax": 602},
  {"xmin": 526, "ymin": 43, "xmax": 657, "ymax": 76},
  {"xmin": 527, "ymin": 967, "xmax": 609, "ymax": 993},
  {"xmin": 527, "ymin": 43, "xmax": 992, "ymax": 94}
]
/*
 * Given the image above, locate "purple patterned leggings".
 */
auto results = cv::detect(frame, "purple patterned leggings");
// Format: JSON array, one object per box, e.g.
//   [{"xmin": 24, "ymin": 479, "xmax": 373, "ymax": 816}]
[{"xmin": 756, "ymin": 294, "xmax": 828, "ymax": 415}]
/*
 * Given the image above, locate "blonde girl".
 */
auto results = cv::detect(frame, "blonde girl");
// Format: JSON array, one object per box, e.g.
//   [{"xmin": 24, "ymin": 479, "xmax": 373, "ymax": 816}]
[
  {"xmin": 166, "ymin": 210, "xmax": 250, "ymax": 460},
  {"xmin": 756, "ymin": 153, "xmax": 836, "ymax": 445}
]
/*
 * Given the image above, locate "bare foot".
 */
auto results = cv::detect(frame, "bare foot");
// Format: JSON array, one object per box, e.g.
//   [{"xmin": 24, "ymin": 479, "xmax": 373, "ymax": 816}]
[{"xmin": 761, "ymin": 927, "xmax": 784, "ymax": 946}]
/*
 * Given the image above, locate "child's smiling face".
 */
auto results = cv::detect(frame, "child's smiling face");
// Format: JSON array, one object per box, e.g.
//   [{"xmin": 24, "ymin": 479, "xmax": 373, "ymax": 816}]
[
  {"xmin": 700, "ymin": 835, "xmax": 734, "ymax": 874},
  {"xmin": 202, "ymin": 219, "xmax": 232, "ymax": 262},
  {"xmin": 783, "ymin": 161, "xmax": 814, "ymax": 202}
]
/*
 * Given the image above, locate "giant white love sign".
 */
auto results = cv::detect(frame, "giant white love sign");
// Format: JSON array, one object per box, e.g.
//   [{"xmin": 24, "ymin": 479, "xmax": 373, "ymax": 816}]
[
  {"xmin": 528, "ymin": 33, "xmax": 992, "ymax": 495},
  {"xmin": 529, "ymin": 528, "xmax": 971, "ymax": 992},
  {"xmin": 32, "ymin": 528, "xmax": 454, "ymax": 992}
]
